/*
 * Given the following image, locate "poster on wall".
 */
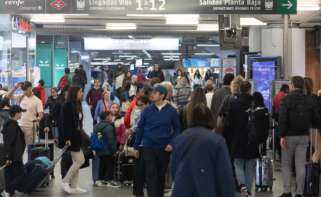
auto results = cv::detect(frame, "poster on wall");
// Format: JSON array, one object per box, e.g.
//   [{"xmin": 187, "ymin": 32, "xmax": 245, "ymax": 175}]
[
  {"xmin": 37, "ymin": 43, "xmax": 53, "ymax": 88},
  {"xmin": 222, "ymin": 58, "xmax": 236, "ymax": 75},
  {"xmin": 53, "ymin": 48, "xmax": 68, "ymax": 87}
]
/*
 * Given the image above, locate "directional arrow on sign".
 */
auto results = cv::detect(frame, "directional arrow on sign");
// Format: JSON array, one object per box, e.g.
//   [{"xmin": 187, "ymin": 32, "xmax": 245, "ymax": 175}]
[{"xmin": 282, "ymin": 0, "xmax": 293, "ymax": 10}]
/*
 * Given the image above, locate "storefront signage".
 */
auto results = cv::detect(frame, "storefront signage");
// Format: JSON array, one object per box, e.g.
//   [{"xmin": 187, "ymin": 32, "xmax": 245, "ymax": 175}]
[
  {"xmin": 12, "ymin": 16, "xmax": 32, "ymax": 33},
  {"xmin": 0, "ymin": 0, "xmax": 297, "ymax": 14}
]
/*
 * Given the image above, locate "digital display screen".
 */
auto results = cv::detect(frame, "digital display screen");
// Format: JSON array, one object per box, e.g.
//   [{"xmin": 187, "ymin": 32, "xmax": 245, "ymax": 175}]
[
  {"xmin": 135, "ymin": 59, "xmax": 143, "ymax": 67},
  {"xmin": 252, "ymin": 61, "xmax": 276, "ymax": 111},
  {"xmin": 183, "ymin": 58, "xmax": 212, "ymax": 68}
]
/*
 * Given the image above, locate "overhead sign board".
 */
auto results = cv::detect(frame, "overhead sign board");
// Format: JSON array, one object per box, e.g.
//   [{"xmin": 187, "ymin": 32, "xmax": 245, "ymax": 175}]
[{"xmin": 0, "ymin": 0, "xmax": 297, "ymax": 15}]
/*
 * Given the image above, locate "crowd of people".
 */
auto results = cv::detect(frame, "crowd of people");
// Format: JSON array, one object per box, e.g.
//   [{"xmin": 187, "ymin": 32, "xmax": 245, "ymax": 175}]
[{"xmin": 0, "ymin": 63, "xmax": 321, "ymax": 197}]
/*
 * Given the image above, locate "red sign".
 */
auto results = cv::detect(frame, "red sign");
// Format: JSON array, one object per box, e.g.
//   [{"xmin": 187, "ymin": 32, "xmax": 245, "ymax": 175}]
[
  {"xmin": 50, "ymin": 0, "xmax": 66, "ymax": 10},
  {"xmin": 12, "ymin": 16, "xmax": 32, "ymax": 33}
]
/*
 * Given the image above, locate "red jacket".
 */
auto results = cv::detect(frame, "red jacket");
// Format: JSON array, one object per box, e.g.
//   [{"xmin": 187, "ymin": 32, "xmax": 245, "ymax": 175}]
[
  {"xmin": 58, "ymin": 75, "xmax": 69, "ymax": 90},
  {"xmin": 34, "ymin": 85, "xmax": 46, "ymax": 106},
  {"xmin": 124, "ymin": 98, "xmax": 137, "ymax": 129},
  {"xmin": 272, "ymin": 91, "xmax": 286, "ymax": 113}
]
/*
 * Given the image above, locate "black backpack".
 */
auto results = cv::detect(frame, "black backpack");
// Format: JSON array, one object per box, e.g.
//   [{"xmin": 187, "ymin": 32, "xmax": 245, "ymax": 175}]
[
  {"xmin": 247, "ymin": 106, "xmax": 270, "ymax": 145},
  {"xmin": 288, "ymin": 96, "xmax": 312, "ymax": 132}
]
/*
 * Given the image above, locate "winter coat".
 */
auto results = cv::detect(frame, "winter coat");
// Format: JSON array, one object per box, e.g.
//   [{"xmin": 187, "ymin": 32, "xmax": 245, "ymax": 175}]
[
  {"xmin": 94, "ymin": 121, "xmax": 117, "ymax": 156},
  {"xmin": 279, "ymin": 90, "xmax": 321, "ymax": 137},
  {"xmin": 2, "ymin": 119, "xmax": 26, "ymax": 162},
  {"xmin": 171, "ymin": 127, "xmax": 235, "ymax": 197},
  {"xmin": 61, "ymin": 101, "xmax": 83, "ymax": 151},
  {"xmin": 211, "ymin": 86, "xmax": 231, "ymax": 128},
  {"xmin": 86, "ymin": 88, "xmax": 104, "ymax": 109},
  {"xmin": 227, "ymin": 94, "xmax": 260, "ymax": 159}
]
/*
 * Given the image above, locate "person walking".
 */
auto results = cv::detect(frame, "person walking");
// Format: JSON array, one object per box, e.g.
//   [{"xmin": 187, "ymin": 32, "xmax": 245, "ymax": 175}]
[
  {"xmin": 210, "ymin": 73, "xmax": 235, "ymax": 129},
  {"xmin": 133, "ymin": 85, "xmax": 181, "ymax": 197},
  {"xmin": 78, "ymin": 65, "xmax": 87, "ymax": 91},
  {"xmin": 86, "ymin": 80, "xmax": 104, "ymax": 123},
  {"xmin": 205, "ymin": 80, "xmax": 215, "ymax": 108},
  {"xmin": 278, "ymin": 76, "xmax": 321, "ymax": 197},
  {"xmin": 171, "ymin": 103, "xmax": 235, "ymax": 197},
  {"xmin": 227, "ymin": 81, "xmax": 260, "ymax": 197},
  {"xmin": 61, "ymin": 86, "xmax": 87, "ymax": 194}
]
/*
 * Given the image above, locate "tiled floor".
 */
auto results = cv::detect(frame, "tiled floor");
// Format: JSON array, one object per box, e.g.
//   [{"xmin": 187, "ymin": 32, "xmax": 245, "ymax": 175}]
[
  {"xmin": 26, "ymin": 102, "xmax": 307, "ymax": 197},
  {"xmin": 29, "ymin": 162, "xmax": 286, "ymax": 197}
]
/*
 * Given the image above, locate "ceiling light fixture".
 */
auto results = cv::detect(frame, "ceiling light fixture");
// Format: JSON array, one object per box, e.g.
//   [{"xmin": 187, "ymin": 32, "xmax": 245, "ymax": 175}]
[
  {"xmin": 127, "ymin": 14, "xmax": 164, "ymax": 17},
  {"xmin": 30, "ymin": 14, "xmax": 65, "ymax": 23},
  {"xmin": 106, "ymin": 23, "xmax": 137, "ymax": 30},
  {"xmin": 197, "ymin": 44, "xmax": 220, "ymax": 47},
  {"xmin": 240, "ymin": 18, "xmax": 266, "ymax": 26},
  {"xmin": 165, "ymin": 14, "xmax": 199, "ymax": 25},
  {"xmin": 197, "ymin": 24, "xmax": 219, "ymax": 31}
]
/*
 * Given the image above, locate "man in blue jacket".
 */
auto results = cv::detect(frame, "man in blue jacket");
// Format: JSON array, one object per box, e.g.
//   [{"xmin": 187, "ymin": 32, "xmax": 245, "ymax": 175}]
[{"xmin": 134, "ymin": 85, "xmax": 181, "ymax": 197}]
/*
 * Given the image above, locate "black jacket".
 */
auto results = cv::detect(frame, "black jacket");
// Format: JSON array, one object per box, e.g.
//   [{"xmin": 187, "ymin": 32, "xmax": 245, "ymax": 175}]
[
  {"xmin": 148, "ymin": 70, "xmax": 165, "ymax": 82},
  {"xmin": 45, "ymin": 96, "xmax": 59, "ymax": 126},
  {"xmin": 227, "ymin": 94, "xmax": 260, "ymax": 159},
  {"xmin": 2, "ymin": 119, "xmax": 26, "ymax": 162},
  {"xmin": 61, "ymin": 101, "xmax": 83, "ymax": 151},
  {"xmin": 279, "ymin": 90, "xmax": 321, "ymax": 137}
]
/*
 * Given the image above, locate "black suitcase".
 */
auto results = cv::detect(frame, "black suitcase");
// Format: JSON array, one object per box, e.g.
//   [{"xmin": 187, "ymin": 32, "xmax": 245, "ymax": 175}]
[
  {"xmin": 304, "ymin": 129, "xmax": 320, "ymax": 197},
  {"xmin": 21, "ymin": 146, "xmax": 69, "ymax": 195},
  {"xmin": 116, "ymin": 151, "xmax": 135, "ymax": 184},
  {"xmin": 27, "ymin": 120, "xmax": 50, "ymax": 162}
]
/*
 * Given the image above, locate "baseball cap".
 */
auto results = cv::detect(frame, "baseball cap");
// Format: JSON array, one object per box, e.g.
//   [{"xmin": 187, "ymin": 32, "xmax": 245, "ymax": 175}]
[
  {"xmin": 9, "ymin": 105, "xmax": 26, "ymax": 117},
  {"xmin": 153, "ymin": 85, "xmax": 167, "ymax": 96}
]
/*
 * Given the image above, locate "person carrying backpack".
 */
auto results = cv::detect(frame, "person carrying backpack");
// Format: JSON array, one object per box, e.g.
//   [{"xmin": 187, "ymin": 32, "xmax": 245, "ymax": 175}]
[
  {"xmin": 278, "ymin": 76, "xmax": 321, "ymax": 197},
  {"xmin": 91, "ymin": 111, "xmax": 117, "ymax": 187},
  {"xmin": 227, "ymin": 81, "xmax": 267, "ymax": 197}
]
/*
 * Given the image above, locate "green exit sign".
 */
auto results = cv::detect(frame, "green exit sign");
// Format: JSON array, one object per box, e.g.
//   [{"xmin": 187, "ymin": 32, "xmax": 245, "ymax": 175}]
[{"xmin": 277, "ymin": 0, "xmax": 297, "ymax": 15}]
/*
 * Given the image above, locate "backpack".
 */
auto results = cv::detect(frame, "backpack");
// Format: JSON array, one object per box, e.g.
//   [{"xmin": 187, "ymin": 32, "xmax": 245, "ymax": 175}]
[
  {"xmin": 288, "ymin": 96, "xmax": 312, "ymax": 132},
  {"xmin": 90, "ymin": 129, "xmax": 107, "ymax": 151},
  {"xmin": 247, "ymin": 106, "xmax": 270, "ymax": 145}
]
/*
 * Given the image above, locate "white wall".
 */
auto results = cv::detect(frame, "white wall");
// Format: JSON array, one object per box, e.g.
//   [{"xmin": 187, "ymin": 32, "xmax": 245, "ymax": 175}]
[
  {"xmin": 259, "ymin": 27, "xmax": 306, "ymax": 78},
  {"xmin": 249, "ymin": 27, "xmax": 261, "ymax": 53},
  {"xmin": 261, "ymin": 28, "xmax": 284, "ymax": 57},
  {"xmin": 290, "ymin": 28, "xmax": 306, "ymax": 77}
]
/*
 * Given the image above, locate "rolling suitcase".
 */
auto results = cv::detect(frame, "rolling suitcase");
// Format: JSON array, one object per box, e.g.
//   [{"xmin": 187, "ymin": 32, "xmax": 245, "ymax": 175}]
[
  {"xmin": 28, "ymin": 120, "xmax": 50, "ymax": 162},
  {"xmin": 255, "ymin": 155, "xmax": 273, "ymax": 192},
  {"xmin": 21, "ymin": 145, "xmax": 69, "ymax": 195},
  {"xmin": 116, "ymin": 142, "xmax": 136, "ymax": 184},
  {"xmin": 303, "ymin": 129, "xmax": 320, "ymax": 197}
]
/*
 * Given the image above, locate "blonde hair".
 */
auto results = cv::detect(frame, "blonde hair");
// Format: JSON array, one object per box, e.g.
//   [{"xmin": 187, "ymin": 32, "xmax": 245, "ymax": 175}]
[{"xmin": 230, "ymin": 76, "xmax": 244, "ymax": 94}]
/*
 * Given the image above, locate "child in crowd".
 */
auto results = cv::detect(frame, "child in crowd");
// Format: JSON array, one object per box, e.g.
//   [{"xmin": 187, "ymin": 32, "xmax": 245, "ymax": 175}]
[
  {"xmin": 2, "ymin": 105, "xmax": 26, "ymax": 196},
  {"xmin": 92, "ymin": 111, "xmax": 119, "ymax": 188},
  {"xmin": 111, "ymin": 103, "xmax": 126, "ymax": 151}
]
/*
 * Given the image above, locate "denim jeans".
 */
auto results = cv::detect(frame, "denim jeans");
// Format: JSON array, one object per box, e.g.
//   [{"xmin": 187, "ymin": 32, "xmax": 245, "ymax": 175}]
[{"xmin": 234, "ymin": 159, "xmax": 256, "ymax": 192}]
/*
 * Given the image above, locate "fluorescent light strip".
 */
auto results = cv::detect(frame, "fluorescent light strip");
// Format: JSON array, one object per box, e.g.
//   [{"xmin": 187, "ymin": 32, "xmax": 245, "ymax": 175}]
[
  {"xmin": 240, "ymin": 18, "xmax": 266, "ymax": 26},
  {"xmin": 127, "ymin": 14, "xmax": 164, "ymax": 17},
  {"xmin": 194, "ymin": 53, "xmax": 215, "ymax": 56},
  {"xmin": 197, "ymin": 24, "xmax": 219, "ymax": 31},
  {"xmin": 197, "ymin": 44, "xmax": 220, "ymax": 47},
  {"xmin": 106, "ymin": 23, "xmax": 136, "ymax": 30},
  {"xmin": 30, "ymin": 14, "xmax": 65, "ymax": 23},
  {"xmin": 161, "ymin": 52, "xmax": 181, "ymax": 55},
  {"xmin": 165, "ymin": 14, "xmax": 199, "ymax": 25},
  {"xmin": 298, "ymin": 0, "xmax": 320, "ymax": 10}
]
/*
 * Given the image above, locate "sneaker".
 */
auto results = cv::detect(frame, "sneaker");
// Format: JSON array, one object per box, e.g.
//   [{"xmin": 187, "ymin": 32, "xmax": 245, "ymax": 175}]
[
  {"xmin": 278, "ymin": 193, "xmax": 292, "ymax": 197},
  {"xmin": 61, "ymin": 183, "xmax": 73, "ymax": 194},
  {"xmin": 71, "ymin": 187, "xmax": 87, "ymax": 194},
  {"xmin": 240, "ymin": 186, "xmax": 248, "ymax": 197},
  {"xmin": 164, "ymin": 189, "xmax": 172, "ymax": 196},
  {"xmin": 94, "ymin": 181, "xmax": 104, "ymax": 187},
  {"xmin": 107, "ymin": 181, "xmax": 121, "ymax": 188}
]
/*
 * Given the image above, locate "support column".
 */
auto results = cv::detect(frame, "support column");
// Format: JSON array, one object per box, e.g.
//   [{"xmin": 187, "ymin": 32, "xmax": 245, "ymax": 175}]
[{"xmin": 283, "ymin": 15, "xmax": 290, "ymax": 79}]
